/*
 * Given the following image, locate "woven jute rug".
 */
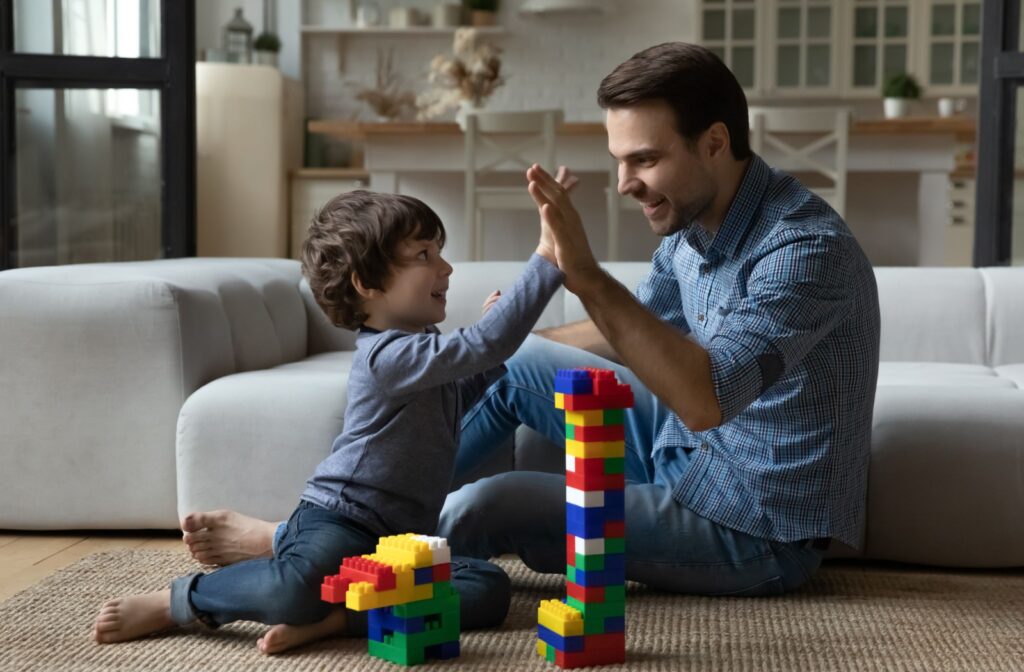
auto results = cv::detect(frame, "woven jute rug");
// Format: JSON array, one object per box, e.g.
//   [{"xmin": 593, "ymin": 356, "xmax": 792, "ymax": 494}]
[{"xmin": 1, "ymin": 550, "xmax": 1022, "ymax": 671}]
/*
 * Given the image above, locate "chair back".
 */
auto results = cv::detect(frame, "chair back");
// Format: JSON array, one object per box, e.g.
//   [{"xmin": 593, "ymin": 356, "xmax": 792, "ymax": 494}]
[{"xmin": 749, "ymin": 107, "xmax": 851, "ymax": 218}]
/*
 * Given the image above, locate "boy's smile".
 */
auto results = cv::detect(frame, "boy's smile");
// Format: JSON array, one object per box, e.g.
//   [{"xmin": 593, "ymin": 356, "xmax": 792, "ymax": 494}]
[{"xmin": 361, "ymin": 235, "xmax": 453, "ymax": 333}]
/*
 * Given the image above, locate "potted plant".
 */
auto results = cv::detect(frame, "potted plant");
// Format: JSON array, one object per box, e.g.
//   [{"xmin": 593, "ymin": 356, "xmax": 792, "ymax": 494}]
[
  {"xmin": 882, "ymin": 72, "xmax": 920, "ymax": 119},
  {"xmin": 417, "ymin": 28, "xmax": 504, "ymax": 126},
  {"xmin": 464, "ymin": 0, "xmax": 499, "ymax": 26},
  {"xmin": 253, "ymin": 31, "xmax": 281, "ymax": 67}
]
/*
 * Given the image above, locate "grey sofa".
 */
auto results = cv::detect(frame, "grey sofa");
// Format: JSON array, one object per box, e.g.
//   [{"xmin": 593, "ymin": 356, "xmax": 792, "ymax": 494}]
[{"xmin": 1, "ymin": 258, "xmax": 1022, "ymax": 568}]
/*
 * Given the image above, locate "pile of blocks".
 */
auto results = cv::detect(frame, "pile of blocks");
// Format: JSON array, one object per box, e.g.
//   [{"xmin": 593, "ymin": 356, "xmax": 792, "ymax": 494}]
[
  {"xmin": 538, "ymin": 368, "xmax": 632, "ymax": 668},
  {"xmin": 321, "ymin": 533, "xmax": 460, "ymax": 666}
]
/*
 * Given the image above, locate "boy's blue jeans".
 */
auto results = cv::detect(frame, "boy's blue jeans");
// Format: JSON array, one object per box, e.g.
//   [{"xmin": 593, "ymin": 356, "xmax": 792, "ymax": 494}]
[
  {"xmin": 436, "ymin": 334, "xmax": 825, "ymax": 597},
  {"xmin": 169, "ymin": 501, "xmax": 511, "ymax": 630}
]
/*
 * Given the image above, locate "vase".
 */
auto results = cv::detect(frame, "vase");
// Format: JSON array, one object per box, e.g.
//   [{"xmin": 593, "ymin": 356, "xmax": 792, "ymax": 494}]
[
  {"xmin": 455, "ymin": 99, "xmax": 483, "ymax": 130},
  {"xmin": 883, "ymin": 97, "xmax": 909, "ymax": 119},
  {"xmin": 254, "ymin": 50, "xmax": 278, "ymax": 67}
]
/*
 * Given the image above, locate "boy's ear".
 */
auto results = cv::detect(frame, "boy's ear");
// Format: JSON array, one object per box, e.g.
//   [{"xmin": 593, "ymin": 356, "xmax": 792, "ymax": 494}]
[{"xmin": 351, "ymin": 272, "xmax": 381, "ymax": 300}]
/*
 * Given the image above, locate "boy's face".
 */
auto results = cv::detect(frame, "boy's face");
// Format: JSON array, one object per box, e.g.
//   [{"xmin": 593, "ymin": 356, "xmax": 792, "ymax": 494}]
[{"xmin": 366, "ymin": 235, "xmax": 452, "ymax": 333}]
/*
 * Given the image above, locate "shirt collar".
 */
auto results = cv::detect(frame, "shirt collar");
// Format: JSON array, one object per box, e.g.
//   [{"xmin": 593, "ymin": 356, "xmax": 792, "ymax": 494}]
[{"xmin": 684, "ymin": 154, "xmax": 770, "ymax": 262}]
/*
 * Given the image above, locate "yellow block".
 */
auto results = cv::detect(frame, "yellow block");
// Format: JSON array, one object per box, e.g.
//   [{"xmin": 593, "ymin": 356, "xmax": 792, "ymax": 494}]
[
  {"xmin": 538, "ymin": 598, "xmax": 583, "ymax": 637},
  {"xmin": 554, "ymin": 393, "xmax": 565, "ymax": 410},
  {"xmin": 346, "ymin": 577, "xmax": 433, "ymax": 611},
  {"xmin": 565, "ymin": 410, "xmax": 606, "ymax": 426},
  {"xmin": 374, "ymin": 533, "xmax": 434, "ymax": 567},
  {"xmin": 537, "ymin": 639, "xmax": 548, "ymax": 658},
  {"xmin": 565, "ymin": 439, "xmax": 626, "ymax": 459}
]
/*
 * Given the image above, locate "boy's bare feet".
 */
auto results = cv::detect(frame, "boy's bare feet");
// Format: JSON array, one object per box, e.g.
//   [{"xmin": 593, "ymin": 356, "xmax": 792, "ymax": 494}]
[
  {"xmin": 92, "ymin": 590, "xmax": 176, "ymax": 643},
  {"xmin": 181, "ymin": 510, "xmax": 277, "ymax": 566},
  {"xmin": 257, "ymin": 609, "xmax": 348, "ymax": 655}
]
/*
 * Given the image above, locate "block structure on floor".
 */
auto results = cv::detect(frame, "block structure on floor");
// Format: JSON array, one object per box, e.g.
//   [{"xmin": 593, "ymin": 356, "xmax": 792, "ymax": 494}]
[
  {"xmin": 322, "ymin": 533, "xmax": 460, "ymax": 666},
  {"xmin": 539, "ymin": 368, "xmax": 631, "ymax": 668}
]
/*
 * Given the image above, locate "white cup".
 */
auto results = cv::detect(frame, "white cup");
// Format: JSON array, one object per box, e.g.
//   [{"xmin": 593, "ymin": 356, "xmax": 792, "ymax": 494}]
[{"xmin": 937, "ymin": 97, "xmax": 955, "ymax": 117}]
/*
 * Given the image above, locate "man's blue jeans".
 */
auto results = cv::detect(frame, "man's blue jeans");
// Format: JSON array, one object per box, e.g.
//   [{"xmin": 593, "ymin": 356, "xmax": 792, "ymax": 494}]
[
  {"xmin": 437, "ymin": 334, "xmax": 823, "ymax": 596},
  {"xmin": 169, "ymin": 501, "xmax": 511, "ymax": 631}
]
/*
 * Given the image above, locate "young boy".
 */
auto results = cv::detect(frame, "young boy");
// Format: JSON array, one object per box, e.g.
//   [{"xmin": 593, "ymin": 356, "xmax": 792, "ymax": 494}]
[{"xmin": 92, "ymin": 189, "xmax": 565, "ymax": 654}]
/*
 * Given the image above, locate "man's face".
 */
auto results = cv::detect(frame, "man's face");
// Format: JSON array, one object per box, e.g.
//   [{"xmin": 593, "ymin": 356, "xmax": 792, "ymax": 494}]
[{"xmin": 606, "ymin": 100, "xmax": 717, "ymax": 237}]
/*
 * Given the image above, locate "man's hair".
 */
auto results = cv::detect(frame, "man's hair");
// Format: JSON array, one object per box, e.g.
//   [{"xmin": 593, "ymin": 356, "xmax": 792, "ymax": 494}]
[
  {"xmin": 597, "ymin": 42, "xmax": 752, "ymax": 160},
  {"xmin": 301, "ymin": 190, "xmax": 446, "ymax": 329}
]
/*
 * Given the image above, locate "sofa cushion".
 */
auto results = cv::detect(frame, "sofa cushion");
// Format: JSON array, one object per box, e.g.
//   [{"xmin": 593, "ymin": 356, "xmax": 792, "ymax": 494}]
[
  {"xmin": 866, "ymin": 382, "xmax": 1024, "ymax": 566},
  {"xmin": 877, "ymin": 362, "xmax": 1017, "ymax": 388},
  {"xmin": 176, "ymin": 351, "xmax": 354, "ymax": 522},
  {"xmin": 442, "ymin": 262, "xmax": 566, "ymax": 332},
  {"xmin": 874, "ymin": 268, "xmax": 986, "ymax": 364},
  {"xmin": 982, "ymin": 268, "xmax": 1024, "ymax": 367}
]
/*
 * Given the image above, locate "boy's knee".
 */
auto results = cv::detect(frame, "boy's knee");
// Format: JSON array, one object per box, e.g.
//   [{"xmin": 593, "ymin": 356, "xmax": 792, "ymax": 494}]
[
  {"xmin": 440, "ymin": 473, "xmax": 518, "ymax": 540},
  {"xmin": 452, "ymin": 557, "xmax": 511, "ymax": 630}
]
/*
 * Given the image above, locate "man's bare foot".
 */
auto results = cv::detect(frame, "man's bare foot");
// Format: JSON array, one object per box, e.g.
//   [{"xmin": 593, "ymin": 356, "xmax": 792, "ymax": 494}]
[
  {"xmin": 181, "ymin": 510, "xmax": 277, "ymax": 566},
  {"xmin": 92, "ymin": 590, "xmax": 176, "ymax": 643},
  {"xmin": 256, "ymin": 609, "xmax": 348, "ymax": 655}
]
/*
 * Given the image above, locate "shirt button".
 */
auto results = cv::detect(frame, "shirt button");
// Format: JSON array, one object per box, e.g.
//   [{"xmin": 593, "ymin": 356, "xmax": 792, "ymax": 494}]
[
  {"xmin": 700, "ymin": 264, "xmax": 711, "ymax": 275},
  {"xmin": 700, "ymin": 442, "xmax": 709, "ymax": 451},
  {"xmin": 697, "ymin": 313, "xmax": 705, "ymax": 322}
]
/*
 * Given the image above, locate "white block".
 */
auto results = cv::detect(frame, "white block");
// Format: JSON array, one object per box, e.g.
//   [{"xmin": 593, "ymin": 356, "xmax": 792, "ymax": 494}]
[
  {"xmin": 566, "ymin": 486, "xmax": 604, "ymax": 508},
  {"xmin": 566, "ymin": 454, "xmax": 576, "ymax": 472},
  {"xmin": 575, "ymin": 536, "xmax": 605, "ymax": 555}
]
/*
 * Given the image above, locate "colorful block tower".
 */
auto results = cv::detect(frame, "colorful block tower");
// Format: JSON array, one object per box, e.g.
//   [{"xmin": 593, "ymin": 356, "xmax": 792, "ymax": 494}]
[
  {"xmin": 321, "ymin": 533, "xmax": 460, "ymax": 666},
  {"xmin": 537, "ymin": 368, "xmax": 632, "ymax": 668}
]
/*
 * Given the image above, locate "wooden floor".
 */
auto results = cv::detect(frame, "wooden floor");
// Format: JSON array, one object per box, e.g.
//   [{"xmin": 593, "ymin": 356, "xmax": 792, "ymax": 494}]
[{"xmin": 0, "ymin": 531, "xmax": 184, "ymax": 602}]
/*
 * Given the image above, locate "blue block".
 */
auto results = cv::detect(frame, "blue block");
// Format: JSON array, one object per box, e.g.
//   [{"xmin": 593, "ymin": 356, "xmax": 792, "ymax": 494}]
[
  {"xmin": 425, "ymin": 640, "xmax": 461, "ymax": 660},
  {"xmin": 572, "ymin": 565, "xmax": 625, "ymax": 587},
  {"xmin": 368, "ymin": 606, "xmax": 425, "ymax": 637},
  {"xmin": 555, "ymin": 369, "xmax": 593, "ymax": 394},
  {"xmin": 537, "ymin": 624, "xmax": 584, "ymax": 652},
  {"xmin": 604, "ymin": 489, "xmax": 625, "ymax": 518},
  {"xmin": 604, "ymin": 615, "xmax": 625, "ymax": 633},
  {"xmin": 414, "ymin": 566, "xmax": 434, "ymax": 585},
  {"xmin": 603, "ymin": 553, "xmax": 625, "ymax": 572},
  {"xmin": 566, "ymin": 503, "xmax": 610, "ymax": 538}
]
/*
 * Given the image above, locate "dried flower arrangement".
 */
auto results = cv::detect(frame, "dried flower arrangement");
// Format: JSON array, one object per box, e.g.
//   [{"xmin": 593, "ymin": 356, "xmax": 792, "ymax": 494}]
[
  {"xmin": 416, "ymin": 28, "xmax": 504, "ymax": 120},
  {"xmin": 352, "ymin": 48, "xmax": 417, "ymax": 121}
]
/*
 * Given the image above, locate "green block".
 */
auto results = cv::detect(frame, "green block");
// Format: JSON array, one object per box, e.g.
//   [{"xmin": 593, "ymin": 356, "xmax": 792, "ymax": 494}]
[
  {"xmin": 603, "ymin": 409, "xmax": 624, "ymax": 424},
  {"xmin": 566, "ymin": 596, "xmax": 625, "ymax": 621},
  {"xmin": 566, "ymin": 564, "xmax": 577, "ymax": 583},
  {"xmin": 393, "ymin": 592, "xmax": 459, "ymax": 618},
  {"xmin": 545, "ymin": 640, "xmax": 556, "ymax": 663},
  {"xmin": 565, "ymin": 425, "xmax": 575, "ymax": 440},
  {"xmin": 604, "ymin": 457, "xmax": 625, "ymax": 474},
  {"xmin": 604, "ymin": 584, "xmax": 626, "ymax": 602},
  {"xmin": 369, "ymin": 638, "xmax": 423, "ymax": 666},
  {"xmin": 605, "ymin": 537, "xmax": 625, "ymax": 553},
  {"xmin": 574, "ymin": 553, "xmax": 604, "ymax": 571}
]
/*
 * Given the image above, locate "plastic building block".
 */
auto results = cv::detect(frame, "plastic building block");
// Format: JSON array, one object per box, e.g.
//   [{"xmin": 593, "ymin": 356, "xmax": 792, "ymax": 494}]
[
  {"xmin": 340, "ymin": 556, "xmax": 397, "ymax": 591},
  {"xmin": 538, "ymin": 599, "xmax": 584, "ymax": 637},
  {"xmin": 564, "ymin": 409, "xmax": 624, "ymax": 426},
  {"xmin": 555, "ymin": 369, "xmax": 594, "ymax": 395},
  {"xmin": 565, "ymin": 439, "xmax": 626, "ymax": 459},
  {"xmin": 565, "ymin": 469, "xmax": 624, "ymax": 491},
  {"xmin": 565, "ymin": 424, "xmax": 625, "ymax": 442}
]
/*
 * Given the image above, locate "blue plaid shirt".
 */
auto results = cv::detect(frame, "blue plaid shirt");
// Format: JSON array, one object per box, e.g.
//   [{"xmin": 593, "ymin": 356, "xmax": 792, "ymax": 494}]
[{"xmin": 635, "ymin": 154, "xmax": 880, "ymax": 548}]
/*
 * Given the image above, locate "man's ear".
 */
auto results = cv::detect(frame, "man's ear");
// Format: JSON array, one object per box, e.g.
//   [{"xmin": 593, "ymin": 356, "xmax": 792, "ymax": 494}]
[
  {"xmin": 351, "ymin": 272, "xmax": 381, "ymax": 300},
  {"xmin": 703, "ymin": 122, "xmax": 731, "ymax": 161}
]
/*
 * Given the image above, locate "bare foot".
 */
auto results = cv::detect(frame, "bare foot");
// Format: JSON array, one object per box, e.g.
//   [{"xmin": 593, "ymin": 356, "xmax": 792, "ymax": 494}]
[
  {"xmin": 92, "ymin": 590, "xmax": 176, "ymax": 643},
  {"xmin": 181, "ymin": 510, "xmax": 277, "ymax": 566},
  {"xmin": 256, "ymin": 609, "xmax": 348, "ymax": 655}
]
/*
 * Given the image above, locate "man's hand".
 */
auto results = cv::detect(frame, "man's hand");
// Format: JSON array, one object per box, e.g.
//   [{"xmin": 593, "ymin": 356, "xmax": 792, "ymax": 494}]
[
  {"xmin": 482, "ymin": 289, "xmax": 501, "ymax": 315},
  {"xmin": 534, "ymin": 166, "xmax": 580, "ymax": 267},
  {"xmin": 527, "ymin": 164, "xmax": 600, "ymax": 293}
]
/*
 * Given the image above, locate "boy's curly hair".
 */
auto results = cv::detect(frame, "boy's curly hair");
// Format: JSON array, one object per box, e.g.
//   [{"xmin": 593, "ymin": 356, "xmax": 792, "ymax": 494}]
[{"xmin": 301, "ymin": 190, "xmax": 446, "ymax": 329}]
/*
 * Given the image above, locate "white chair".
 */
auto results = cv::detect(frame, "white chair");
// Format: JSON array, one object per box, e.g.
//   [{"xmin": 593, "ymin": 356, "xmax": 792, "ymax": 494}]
[
  {"xmin": 605, "ymin": 162, "xmax": 642, "ymax": 261},
  {"xmin": 748, "ymin": 107, "xmax": 851, "ymax": 218},
  {"xmin": 463, "ymin": 109, "xmax": 562, "ymax": 260}
]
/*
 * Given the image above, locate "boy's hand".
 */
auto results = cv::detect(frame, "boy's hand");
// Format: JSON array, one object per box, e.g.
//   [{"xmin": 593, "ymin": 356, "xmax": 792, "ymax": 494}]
[
  {"xmin": 482, "ymin": 290, "xmax": 501, "ymax": 315},
  {"xmin": 528, "ymin": 164, "xmax": 599, "ymax": 292},
  {"xmin": 534, "ymin": 166, "xmax": 578, "ymax": 266}
]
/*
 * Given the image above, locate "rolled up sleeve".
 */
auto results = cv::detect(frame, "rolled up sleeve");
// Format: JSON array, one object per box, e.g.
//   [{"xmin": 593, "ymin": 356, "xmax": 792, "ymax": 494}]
[{"xmin": 706, "ymin": 232, "xmax": 851, "ymax": 424}]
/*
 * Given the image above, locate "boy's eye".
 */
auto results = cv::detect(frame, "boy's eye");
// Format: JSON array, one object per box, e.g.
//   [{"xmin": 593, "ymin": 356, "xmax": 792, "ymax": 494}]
[{"xmin": 418, "ymin": 250, "xmax": 429, "ymax": 260}]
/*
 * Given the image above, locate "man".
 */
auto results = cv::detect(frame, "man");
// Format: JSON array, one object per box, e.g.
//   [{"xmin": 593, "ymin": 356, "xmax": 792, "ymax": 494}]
[{"xmin": 183, "ymin": 42, "xmax": 880, "ymax": 597}]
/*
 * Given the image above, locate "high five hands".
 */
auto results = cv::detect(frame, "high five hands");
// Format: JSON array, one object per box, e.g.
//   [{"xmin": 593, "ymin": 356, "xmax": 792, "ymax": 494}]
[{"xmin": 528, "ymin": 164, "xmax": 600, "ymax": 293}]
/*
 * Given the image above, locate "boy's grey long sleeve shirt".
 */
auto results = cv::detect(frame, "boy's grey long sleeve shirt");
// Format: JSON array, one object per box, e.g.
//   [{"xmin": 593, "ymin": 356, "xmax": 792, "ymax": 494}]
[{"xmin": 302, "ymin": 254, "xmax": 564, "ymax": 536}]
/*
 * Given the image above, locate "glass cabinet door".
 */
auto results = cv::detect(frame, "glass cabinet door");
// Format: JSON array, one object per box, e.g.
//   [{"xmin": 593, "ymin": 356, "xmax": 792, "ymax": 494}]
[
  {"xmin": 771, "ymin": 0, "xmax": 837, "ymax": 94},
  {"xmin": 849, "ymin": 0, "xmax": 911, "ymax": 93},
  {"xmin": 926, "ymin": 0, "xmax": 981, "ymax": 90},
  {"xmin": 700, "ymin": 0, "xmax": 760, "ymax": 92}
]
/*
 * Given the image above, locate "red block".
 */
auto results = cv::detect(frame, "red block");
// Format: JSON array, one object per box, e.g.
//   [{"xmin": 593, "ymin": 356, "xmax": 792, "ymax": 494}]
[
  {"xmin": 339, "ymin": 556, "xmax": 396, "ymax": 591},
  {"xmin": 320, "ymin": 574, "xmax": 352, "ymax": 604},
  {"xmin": 566, "ymin": 534, "xmax": 576, "ymax": 566},
  {"xmin": 433, "ymin": 562, "xmax": 451, "ymax": 582},
  {"xmin": 604, "ymin": 520, "xmax": 625, "ymax": 538},
  {"xmin": 571, "ymin": 424, "xmax": 625, "ymax": 442},
  {"xmin": 566, "ymin": 469, "xmax": 625, "ymax": 491},
  {"xmin": 572, "ymin": 456, "xmax": 619, "ymax": 476},
  {"xmin": 566, "ymin": 581, "xmax": 605, "ymax": 603},
  {"xmin": 561, "ymin": 391, "xmax": 634, "ymax": 411}
]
